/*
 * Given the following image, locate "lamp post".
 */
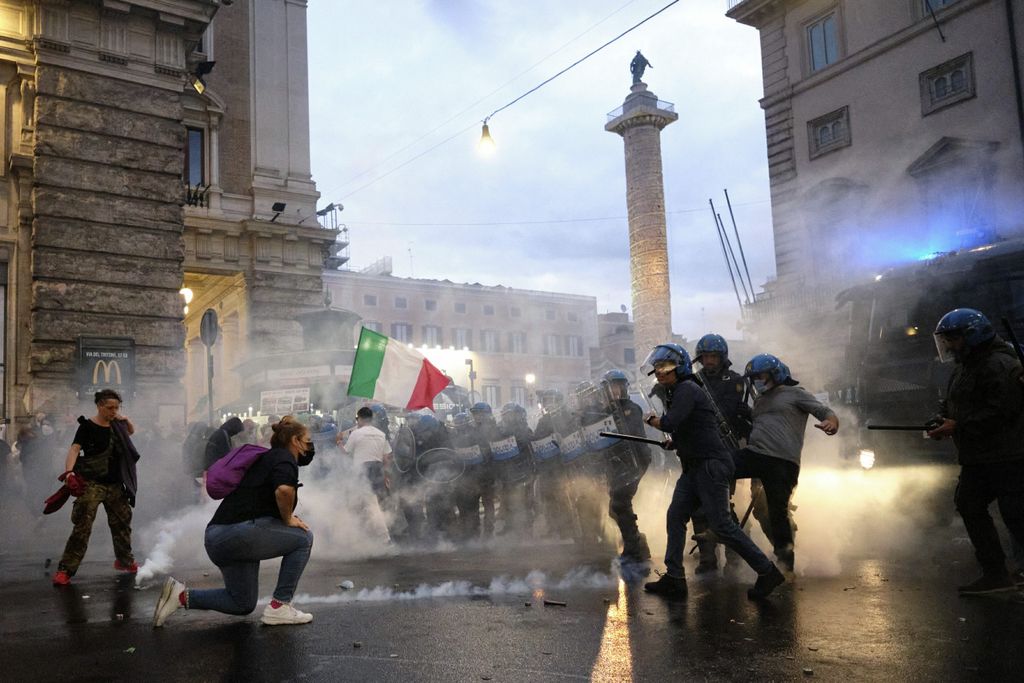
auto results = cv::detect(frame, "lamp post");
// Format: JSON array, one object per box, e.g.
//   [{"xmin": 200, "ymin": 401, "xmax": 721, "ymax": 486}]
[{"xmin": 465, "ymin": 358, "xmax": 477, "ymax": 406}]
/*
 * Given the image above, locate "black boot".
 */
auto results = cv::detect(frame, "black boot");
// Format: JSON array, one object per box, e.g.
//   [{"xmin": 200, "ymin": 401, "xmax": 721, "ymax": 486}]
[
  {"xmin": 644, "ymin": 573, "xmax": 687, "ymax": 598},
  {"xmin": 621, "ymin": 533, "xmax": 651, "ymax": 562},
  {"xmin": 747, "ymin": 564, "xmax": 785, "ymax": 600}
]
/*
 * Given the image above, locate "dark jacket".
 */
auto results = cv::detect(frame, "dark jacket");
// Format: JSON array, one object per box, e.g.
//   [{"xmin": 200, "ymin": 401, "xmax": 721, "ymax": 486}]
[
  {"xmin": 658, "ymin": 379, "xmax": 731, "ymax": 463},
  {"xmin": 111, "ymin": 420, "xmax": 141, "ymax": 507},
  {"xmin": 204, "ymin": 417, "xmax": 244, "ymax": 471},
  {"xmin": 701, "ymin": 368, "xmax": 753, "ymax": 439},
  {"xmin": 941, "ymin": 337, "xmax": 1024, "ymax": 465}
]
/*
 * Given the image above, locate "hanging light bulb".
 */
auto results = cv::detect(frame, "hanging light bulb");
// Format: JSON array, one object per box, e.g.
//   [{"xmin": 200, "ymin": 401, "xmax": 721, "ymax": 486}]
[{"xmin": 478, "ymin": 119, "xmax": 496, "ymax": 156}]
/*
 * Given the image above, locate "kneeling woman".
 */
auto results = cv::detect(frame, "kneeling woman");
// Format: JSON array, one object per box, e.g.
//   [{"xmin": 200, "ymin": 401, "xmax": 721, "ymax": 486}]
[{"xmin": 154, "ymin": 416, "xmax": 316, "ymax": 626}]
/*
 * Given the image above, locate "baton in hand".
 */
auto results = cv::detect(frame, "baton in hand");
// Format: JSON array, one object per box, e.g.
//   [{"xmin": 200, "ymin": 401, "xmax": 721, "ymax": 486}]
[{"xmin": 599, "ymin": 431, "xmax": 665, "ymax": 446}]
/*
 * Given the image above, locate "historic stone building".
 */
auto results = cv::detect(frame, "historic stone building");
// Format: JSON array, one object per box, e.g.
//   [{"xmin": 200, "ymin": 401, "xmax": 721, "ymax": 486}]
[
  {"xmin": 324, "ymin": 262, "xmax": 599, "ymax": 409},
  {"xmin": 727, "ymin": 0, "xmax": 1024, "ymax": 380},
  {"xmin": 0, "ymin": 0, "xmax": 337, "ymax": 427}
]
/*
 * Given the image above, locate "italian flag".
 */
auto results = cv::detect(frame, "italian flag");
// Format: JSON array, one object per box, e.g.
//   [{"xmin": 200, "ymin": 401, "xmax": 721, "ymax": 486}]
[{"xmin": 347, "ymin": 327, "xmax": 451, "ymax": 410}]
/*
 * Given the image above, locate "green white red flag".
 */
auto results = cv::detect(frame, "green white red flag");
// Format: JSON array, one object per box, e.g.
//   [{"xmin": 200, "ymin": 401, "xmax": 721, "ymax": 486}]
[{"xmin": 346, "ymin": 327, "xmax": 450, "ymax": 410}]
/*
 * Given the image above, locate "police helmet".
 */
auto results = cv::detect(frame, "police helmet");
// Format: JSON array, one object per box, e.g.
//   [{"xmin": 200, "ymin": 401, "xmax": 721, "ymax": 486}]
[
  {"xmin": 537, "ymin": 388, "xmax": 564, "ymax": 409},
  {"xmin": 410, "ymin": 413, "xmax": 442, "ymax": 442},
  {"xmin": 642, "ymin": 343, "xmax": 693, "ymax": 378},
  {"xmin": 499, "ymin": 402, "xmax": 527, "ymax": 427},
  {"xmin": 744, "ymin": 353, "xmax": 798, "ymax": 386},
  {"xmin": 695, "ymin": 334, "xmax": 730, "ymax": 365},
  {"xmin": 451, "ymin": 411, "xmax": 473, "ymax": 430},
  {"xmin": 935, "ymin": 308, "xmax": 994, "ymax": 347},
  {"xmin": 602, "ymin": 368, "xmax": 630, "ymax": 386},
  {"xmin": 469, "ymin": 402, "xmax": 492, "ymax": 415}
]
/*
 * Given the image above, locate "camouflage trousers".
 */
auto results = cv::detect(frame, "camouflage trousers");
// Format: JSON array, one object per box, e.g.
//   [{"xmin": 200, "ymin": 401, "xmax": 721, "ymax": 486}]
[{"xmin": 58, "ymin": 481, "xmax": 134, "ymax": 575}]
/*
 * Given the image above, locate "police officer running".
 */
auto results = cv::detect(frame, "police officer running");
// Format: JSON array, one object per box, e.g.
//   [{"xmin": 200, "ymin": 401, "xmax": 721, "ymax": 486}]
[
  {"xmin": 928, "ymin": 308, "xmax": 1024, "ymax": 595},
  {"xmin": 642, "ymin": 344, "xmax": 785, "ymax": 600},
  {"xmin": 691, "ymin": 334, "xmax": 751, "ymax": 574}
]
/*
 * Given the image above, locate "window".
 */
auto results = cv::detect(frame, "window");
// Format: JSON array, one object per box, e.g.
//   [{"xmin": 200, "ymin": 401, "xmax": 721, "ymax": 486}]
[
  {"xmin": 185, "ymin": 127, "xmax": 205, "ymax": 186},
  {"xmin": 920, "ymin": 53, "xmax": 975, "ymax": 116},
  {"xmin": 424, "ymin": 299, "xmax": 437, "ymax": 311},
  {"xmin": 454, "ymin": 302, "xmax": 466, "ymax": 314},
  {"xmin": 511, "ymin": 386, "xmax": 526, "ymax": 407},
  {"xmin": 510, "ymin": 306, "xmax": 521, "ymax": 318},
  {"xmin": 423, "ymin": 325, "xmax": 442, "ymax": 346},
  {"xmin": 362, "ymin": 320, "xmax": 382, "ymax": 333},
  {"xmin": 567, "ymin": 311, "xmax": 579, "ymax": 323},
  {"xmin": 453, "ymin": 327, "xmax": 472, "ymax": 350},
  {"xmin": 624, "ymin": 348, "xmax": 636, "ymax": 365},
  {"xmin": 508, "ymin": 332, "xmax": 526, "ymax": 354},
  {"xmin": 483, "ymin": 385, "xmax": 501, "ymax": 407},
  {"xmin": 807, "ymin": 106, "xmax": 851, "ymax": 159},
  {"xmin": 391, "ymin": 323, "xmax": 412, "ymax": 343},
  {"xmin": 566, "ymin": 335, "xmax": 584, "ymax": 357},
  {"xmin": 806, "ymin": 12, "xmax": 839, "ymax": 73},
  {"xmin": 363, "ymin": 294, "xmax": 378, "ymax": 307},
  {"xmin": 480, "ymin": 330, "xmax": 499, "ymax": 353},
  {"xmin": 483, "ymin": 304, "xmax": 495, "ymax": 316},
  {"xmin": 544, "ymin": 334, "xmax": 561, "ymax": 356},
  {"xmin": 545, "ymin": 309, "xmax": 556, "ymax": 321},
  {"xmin": 394, "ymin": 297, "xmax": 407, "ymax": 310}
]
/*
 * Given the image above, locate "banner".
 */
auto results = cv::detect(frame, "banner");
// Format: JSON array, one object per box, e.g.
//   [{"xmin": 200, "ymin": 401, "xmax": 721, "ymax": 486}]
[
  {"xmin": 77, "ymin": 337, "xmax": 135, "ymax": 398},
  {"xmin": 259, "ymin": 387, "xmax": 311, "ymax": 415}
]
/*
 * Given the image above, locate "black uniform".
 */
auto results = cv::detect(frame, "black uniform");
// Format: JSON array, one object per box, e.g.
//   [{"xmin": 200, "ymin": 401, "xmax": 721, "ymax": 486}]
[
  {"xmin": 472, "ymin": 418, "xmax": 499, "ymax": 538},
  {"xmin": 607, "ymin": 397, "xmax": 652, "ymax": 560},
  {"xmin": 944, "ymin": 337, "xmax": 1024, "ymax": 581},
  {"xmin": 533, "ymin": 410, "xmax": 574, "ymax": 538}
]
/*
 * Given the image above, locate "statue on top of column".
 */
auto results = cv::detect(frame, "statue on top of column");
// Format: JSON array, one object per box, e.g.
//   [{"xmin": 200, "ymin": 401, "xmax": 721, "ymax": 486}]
[{"xmin": 630, "ymin": 51, "xmax": 652, "ymax": 84}]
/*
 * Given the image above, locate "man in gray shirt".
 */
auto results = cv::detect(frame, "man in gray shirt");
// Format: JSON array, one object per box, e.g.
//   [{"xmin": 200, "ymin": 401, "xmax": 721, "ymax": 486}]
[{"xmin": 735, "ymin": 354, "xmax": 838, "ymax": 573}]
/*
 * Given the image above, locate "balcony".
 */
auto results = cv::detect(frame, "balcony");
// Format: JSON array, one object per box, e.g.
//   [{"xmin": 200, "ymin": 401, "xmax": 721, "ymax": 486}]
[{"xmin": 606, "ymin": 99, "xmax": 675, "ymax": 123}]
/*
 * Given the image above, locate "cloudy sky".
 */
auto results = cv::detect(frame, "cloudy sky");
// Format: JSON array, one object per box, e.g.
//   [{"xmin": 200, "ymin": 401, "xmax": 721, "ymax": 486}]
[{"xmin": 306, "ymin": 0, "xmax": 771, "ymax": 341}]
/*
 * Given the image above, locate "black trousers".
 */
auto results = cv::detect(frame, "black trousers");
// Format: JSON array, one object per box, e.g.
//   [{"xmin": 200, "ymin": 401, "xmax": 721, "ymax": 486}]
[
  {"xmin": 733, "ymin": 448, "xmax": 800, "ymax": 569},
  {"xmin": 955, "ymin": 460, "xmax": 1024, "ymax": 576}
]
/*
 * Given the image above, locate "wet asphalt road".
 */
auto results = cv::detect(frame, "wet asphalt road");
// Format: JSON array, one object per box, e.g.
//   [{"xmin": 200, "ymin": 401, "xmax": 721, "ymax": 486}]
[{"xmin": 1, "ymin": 535, "xmax": 1023, "ymax": 683}]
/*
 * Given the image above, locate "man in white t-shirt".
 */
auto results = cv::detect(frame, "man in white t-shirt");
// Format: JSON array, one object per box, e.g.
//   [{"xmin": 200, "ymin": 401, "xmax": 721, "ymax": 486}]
[{"xmin": 341, "ymin": 407, "xmax": 393, "ymax": 538}]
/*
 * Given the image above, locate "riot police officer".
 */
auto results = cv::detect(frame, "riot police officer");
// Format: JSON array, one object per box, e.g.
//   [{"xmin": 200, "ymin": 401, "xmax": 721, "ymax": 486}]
[
  {"xmin": 928, "ymin": 308, "xmax": 1024, "ymax": 594},
  {"xmin": 410, "ymin": 414, "xmax": 456, "ymax": 540},
  {"xmin": 642, "ymin": 343, "xmax": 784, "ymax": 600},
  {"xmin": 469, "ymin": 402, "xmax": 499, "ymax": 538},
  {"xmin": 532, "ymin": 389, "xmax": 573, "ymax": 538},
  {"xmin": 570, "ymin": 381, "xmax": 617, "ymax": 546},
  {"xmin": 603, "ymin": 369, "xmax": 652, "ymax": 562},
  {"xmin": 494, "ymin": 403, "xmax": 536, "ymax": 536},
  {"xmin": 692, "ymin": 334, "xmax": 751, "ymax": 573},
  {"xmin": 450, "ymin": 412, "xmax": 486, "ymax": 541}
]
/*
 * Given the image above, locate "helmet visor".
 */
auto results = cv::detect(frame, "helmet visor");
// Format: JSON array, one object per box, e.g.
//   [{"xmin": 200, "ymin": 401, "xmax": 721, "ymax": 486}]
[{"xmin": 934, "ymin": 333, "xmax": 957, "ymax": 364}]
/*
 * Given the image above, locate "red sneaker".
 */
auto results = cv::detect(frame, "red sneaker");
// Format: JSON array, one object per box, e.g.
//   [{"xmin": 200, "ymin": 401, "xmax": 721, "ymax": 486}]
[
  {"xmin": 113, "ymin": 560, "xmax": 139, "ymax": 574},
  {"xmin": 52, "ymin": 570, "xmax": 71, "ymax": 586}
]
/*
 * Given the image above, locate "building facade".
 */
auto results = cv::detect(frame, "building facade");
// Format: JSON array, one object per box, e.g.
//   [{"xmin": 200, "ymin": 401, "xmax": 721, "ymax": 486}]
[
  {"xmin": 728, "ymin": 0, "xmax": 1024, "ymax": 380},
  {"xmin": 325, "ymin": 263, "xmax": 599, "ymax": 409},
  {"xmin": 0, "ymin": 0, "xmax": 338, "ymax": 428}
]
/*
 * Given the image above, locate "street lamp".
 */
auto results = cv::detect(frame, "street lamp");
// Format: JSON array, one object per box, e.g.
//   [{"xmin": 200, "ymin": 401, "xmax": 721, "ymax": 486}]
[
  {"xmin": 524, "ymin": 373, "xmax": 536, "ymax": 385},
  {"xmin": 465, "ymin": 358, "xmax": 477, "ymax": 405}
]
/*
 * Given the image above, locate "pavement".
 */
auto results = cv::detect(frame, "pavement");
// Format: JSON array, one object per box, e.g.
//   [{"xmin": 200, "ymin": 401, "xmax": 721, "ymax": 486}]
[{"xmin": 2, "ymin": 531, "xmax": 1023, "ymax": 682}]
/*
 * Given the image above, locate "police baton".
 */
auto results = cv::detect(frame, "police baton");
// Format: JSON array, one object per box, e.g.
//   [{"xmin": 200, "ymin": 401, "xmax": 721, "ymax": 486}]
[{"xmin": 599, "ymin": 431, "xmax": 666, "ymax": 446}]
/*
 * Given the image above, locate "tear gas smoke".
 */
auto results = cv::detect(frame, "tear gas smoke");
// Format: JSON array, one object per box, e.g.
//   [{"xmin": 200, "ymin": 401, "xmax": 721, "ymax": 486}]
[{"xmin": 287, "ymin": 566, "xmax": 616, "ymax": 605}]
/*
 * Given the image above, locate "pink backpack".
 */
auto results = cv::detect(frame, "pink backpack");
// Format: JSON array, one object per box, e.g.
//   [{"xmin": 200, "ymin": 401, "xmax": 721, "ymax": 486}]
[{"xmin": 205, "ymin": 444, "xmax": 269, "ymax": 499}]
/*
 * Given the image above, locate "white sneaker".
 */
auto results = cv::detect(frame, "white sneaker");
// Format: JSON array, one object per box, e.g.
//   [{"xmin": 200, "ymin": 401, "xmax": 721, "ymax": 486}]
[
  {"xmin": 260, "ymin": 601, "xmax": 313, "ymax": 626},
  {"xmin": 153, "ymin": 577, "xmax": 185, "ymax": 627}
]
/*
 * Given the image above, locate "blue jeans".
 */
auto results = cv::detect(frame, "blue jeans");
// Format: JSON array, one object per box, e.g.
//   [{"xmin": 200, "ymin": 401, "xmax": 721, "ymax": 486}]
[
  {"xmin": 664, "ymin": 458, "xmax": 773, "ymax": 578},
  {"xmin": 187, "ymin": 517, "xmax": 314, "ymax": 615}
]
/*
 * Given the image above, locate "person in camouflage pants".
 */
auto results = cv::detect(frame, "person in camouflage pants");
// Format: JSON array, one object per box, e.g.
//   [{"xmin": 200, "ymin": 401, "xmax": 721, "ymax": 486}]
[{"xmin": 59, "ymin": 481, "xmax": 134, "ymax": 575}]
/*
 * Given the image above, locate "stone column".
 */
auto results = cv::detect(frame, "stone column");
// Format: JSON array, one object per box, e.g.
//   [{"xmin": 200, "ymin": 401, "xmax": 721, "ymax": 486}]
[{"xmin": 605, "ymin": 82, "xmax": 678, "ymax": 363}]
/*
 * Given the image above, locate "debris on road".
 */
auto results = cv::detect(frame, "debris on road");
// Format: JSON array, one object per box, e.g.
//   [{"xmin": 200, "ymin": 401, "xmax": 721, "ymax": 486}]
[
  {"xmin": 338, "ymin": 580, "xmax": 355, "ymax": 590},
  {"xmin": 543, "ymin": 599, "xmax": 567, "ymax": 607},
  {"xmin": 353, "ymin": 642, "xmax": 362, "ymax": 649},
  {"xmin": 803, "ymin": 668, "xmax": 813, "ymax": 676},
  {"xmin": 124, "ymin": 647, "xmax": 136, "ymax": 654}
]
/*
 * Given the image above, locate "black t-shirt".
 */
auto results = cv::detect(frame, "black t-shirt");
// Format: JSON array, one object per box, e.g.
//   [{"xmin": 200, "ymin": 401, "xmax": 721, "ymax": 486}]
[
  {"xmin": 209, "ymin": 447, "xmax": 299, "ymax": 526},
  {"xmin": 73, "ymin": 419, "xmax": 121, "ymax": 484}
]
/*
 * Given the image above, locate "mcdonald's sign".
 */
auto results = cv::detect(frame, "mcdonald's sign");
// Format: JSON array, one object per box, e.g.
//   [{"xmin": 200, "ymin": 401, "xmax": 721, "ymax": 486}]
[{"xmin": 77, "ymin": 337, "xmax": 135, "ymax": 398}]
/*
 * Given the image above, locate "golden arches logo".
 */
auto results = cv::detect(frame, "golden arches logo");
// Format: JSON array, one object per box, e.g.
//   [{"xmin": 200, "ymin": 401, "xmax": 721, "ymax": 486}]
[{"xmin": 92, "ymin": 360, "xmax": 123, "ymax": 385}]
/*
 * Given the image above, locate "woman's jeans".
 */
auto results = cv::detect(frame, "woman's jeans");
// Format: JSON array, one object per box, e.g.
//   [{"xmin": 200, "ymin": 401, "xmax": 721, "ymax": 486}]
[
  {"xmin": 664, "ymin": 458, "xmax": 773, "ymax": 578},
  {"xmin": 187, "ymin": 517, "xmax": 314, "ymax": 614}
]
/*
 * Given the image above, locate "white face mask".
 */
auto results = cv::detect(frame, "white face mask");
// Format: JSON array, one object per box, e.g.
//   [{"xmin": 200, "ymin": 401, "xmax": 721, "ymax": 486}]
[{"xmin": 752, "ymin": 379, "xmax": 770, "ymax": 395}]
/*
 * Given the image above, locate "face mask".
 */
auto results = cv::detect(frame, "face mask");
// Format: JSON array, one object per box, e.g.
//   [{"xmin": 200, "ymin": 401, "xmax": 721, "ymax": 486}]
[
  {"xmin": 298, "ymin": 444, "xmax": 316, "ymax": 467},
  {"xmin": 41, "ymin": 425, "xmax": 54, "ymax": 436},
  {"xmin": 752, "ymin": 379, "xmax": 770, "ymax": 395}
]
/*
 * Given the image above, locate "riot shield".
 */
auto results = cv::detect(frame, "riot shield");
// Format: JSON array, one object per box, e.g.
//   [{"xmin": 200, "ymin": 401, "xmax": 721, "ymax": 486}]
[
  {"xmin": 415, "ymin": 447, "xmax": 465, "ymax": 485},
  {"xmin": 391, "ymin": 423, "xmax": 417, "ymax": 474},
  {"xmin": 600, "ymin": 379, "xmax": 647, "ymax": 490},
  {"xmin": 488, "ymin": 433, "xmax": 533, "ymax": 483}
]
